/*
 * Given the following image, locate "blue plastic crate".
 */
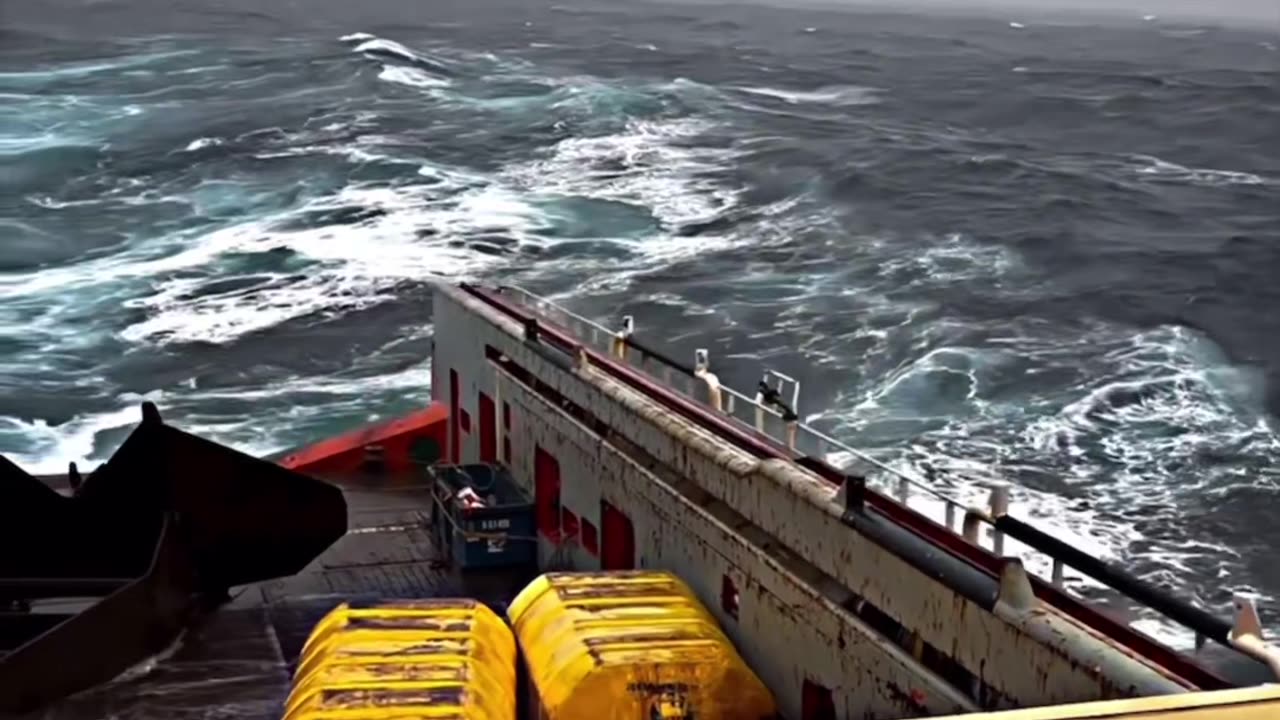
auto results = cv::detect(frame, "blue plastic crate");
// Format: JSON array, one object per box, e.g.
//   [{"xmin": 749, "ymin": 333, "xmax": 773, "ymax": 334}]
[{"xmin": 428, "ymin": 463, "xmax": 536, "ymax": 570}]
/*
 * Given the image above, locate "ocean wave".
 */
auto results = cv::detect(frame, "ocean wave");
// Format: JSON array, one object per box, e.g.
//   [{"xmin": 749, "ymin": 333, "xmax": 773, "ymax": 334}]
[
  {"xmin": 846, "ymin": 320, "xmax": 1279, "ymax": 648},
  {"xmin": 0, "ymin": 49, "xmax": 197, "ymax": 85},
  {"xmin": 3, "ymin": 9, "xmax": 1278, "ymax": 649},
  {"xmin": 734, "ymin": 84, "xmax": 882, "ymax": 107},
  {"xmin": 1130, "ymin": 154, "xmax": 1270, "ymax": 186},
  {"xmin": 504, "ymin": 118, "xmax": 740, "ymax": 227},
  {"xmin": 377, "ymin": 64, "xmax": 450, "ymax": 89},
  {"xmin": 114, "ymin": 181, "xmax": 545, "ymax": 345}
]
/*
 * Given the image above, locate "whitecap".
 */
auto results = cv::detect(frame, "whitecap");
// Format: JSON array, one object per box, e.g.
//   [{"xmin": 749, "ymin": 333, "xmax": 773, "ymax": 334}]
[
  {"xmin": 377, "ymin": 64, "xmax": 450, "ymax": 89},
  {"xmin": 1132, "ymin": 154, "xmax": 1268, "ymax": 186},
  {"xmin": 824, "ymin": 319, "xmax": 1280, "ymax": 648},
  {"xmin": 735, "ymin": 84, "xmax": 881, "ymax": 107},
  {"xmin": 503, "ymin": 118, "xmax": 740, "ymax": 228},
  {"xmin": 182, "ymin": 136, "xmax": 223, "ymax": 152},
  {"xmin": 115, "ymin": 181, "xmax": 544, "ymax": 346},
  {"xmin": 353, "ymin": 37, "xmax": 445, "ymax": 71}
]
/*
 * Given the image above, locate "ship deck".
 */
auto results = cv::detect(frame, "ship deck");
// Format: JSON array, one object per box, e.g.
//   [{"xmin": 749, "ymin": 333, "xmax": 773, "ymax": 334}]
[{"xmin": 35, "ymin": 474, "xmax": 537, "ymax": 720}]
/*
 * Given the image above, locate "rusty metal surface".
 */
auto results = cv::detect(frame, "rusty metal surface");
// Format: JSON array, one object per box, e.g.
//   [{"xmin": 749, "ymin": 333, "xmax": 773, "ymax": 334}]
[
  {"xmin": 494, "ymin": 369, "xmax": 976, "ymax": 720},
  {"xmin": 929, "ymin": 685, "xmax": 1280, "ymax": 720},
  {"xmin": 430, "ymin": 283, "xmax": 1200, "ymax": 718},
  {"xmin": 453, "ymin": 283, "xmax": 1254, "ymax": 689},
  {"xmin": 22, "ymin": 483, "xmax": 533, "ymax": 720}
]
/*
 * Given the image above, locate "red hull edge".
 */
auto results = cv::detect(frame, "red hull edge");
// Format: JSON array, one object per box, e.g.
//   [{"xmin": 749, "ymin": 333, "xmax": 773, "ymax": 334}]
[{"xmin": 279, "ymin": 404, "xmax": 449, "ymax": 476}]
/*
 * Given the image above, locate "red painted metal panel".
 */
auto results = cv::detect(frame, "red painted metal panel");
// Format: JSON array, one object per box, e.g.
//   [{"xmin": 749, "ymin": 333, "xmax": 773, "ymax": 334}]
[
  {"xmin": 600, "ymin": 500, "xmax": 635, "ymax": 570},
  {"xmin": 449, "ymin": 369, "xmax": 461, "ymax": 463},
  {"xmin": 562, "ymin": 506, "xmax": 580, "ymax": 542},
  {"xmin": 801, "ymin": 679, "xmax": 836, "ymax": 720},
  {"xmin": 279, "ymin": 404, "xmax": 447, "ymax": 476},
  {"xmin": 581, "ymin": 518, "xmax": 599, "ymax": 556},
  {"xmin": 535, "ymin": 446, "xmax": 561, "ymax": 541},
  {"xmin": 479, "ymin": 392, "xmax": 497, "ymax": 463},
  {"xmin": 721, "ymin": 574, "xmax": 740, "ymax": 619}
]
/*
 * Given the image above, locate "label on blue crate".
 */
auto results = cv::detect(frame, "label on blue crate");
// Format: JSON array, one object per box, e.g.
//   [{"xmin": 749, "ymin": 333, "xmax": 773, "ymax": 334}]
[{"xmin": 479, "ymin": 518, "xmax": 511, "ymax": 531}]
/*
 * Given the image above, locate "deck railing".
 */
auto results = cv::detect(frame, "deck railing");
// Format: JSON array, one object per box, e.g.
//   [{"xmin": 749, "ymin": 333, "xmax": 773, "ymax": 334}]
[
  {"xmin": 492, "ymin": 284, "xmax": 1279, "ymax": 679},
  {"xmin": 500, "ymin": 287, "xmax": 1013, "ymax": 544}
]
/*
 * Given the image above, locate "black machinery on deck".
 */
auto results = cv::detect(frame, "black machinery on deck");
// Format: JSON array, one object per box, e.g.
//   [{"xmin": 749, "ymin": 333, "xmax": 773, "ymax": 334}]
[{"xmin": 0, "ymin": 402, "xmax": 348, "ymax": 716}]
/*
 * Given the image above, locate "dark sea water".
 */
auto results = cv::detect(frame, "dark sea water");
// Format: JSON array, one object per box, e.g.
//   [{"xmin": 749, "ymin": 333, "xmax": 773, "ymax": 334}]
[{"xmin": 3, "ymin": 0, "xmax": 1279, "ymax": 651}]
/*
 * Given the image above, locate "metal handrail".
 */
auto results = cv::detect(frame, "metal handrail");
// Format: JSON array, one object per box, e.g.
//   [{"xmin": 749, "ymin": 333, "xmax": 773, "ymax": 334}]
[
  {"xmin": 499, "ymin": 285, "xmax": 965, "ymax": 509},
  {"xmin": 493, "ymin": 284, "xmax": 1279, "ymax": 673}
]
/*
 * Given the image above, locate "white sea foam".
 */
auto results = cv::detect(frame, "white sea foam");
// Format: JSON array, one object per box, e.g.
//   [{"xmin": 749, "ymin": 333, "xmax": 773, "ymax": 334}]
[
  {"xmin": 505, "ymin": 118, "xmax": 740, "ymax": 227},
  {"xmin": 377, "ymin": 65, "xmax": 451, "ymax": 89},
  {"xmin": 1131, "ymin": 154, "xmax": 1269, "ymax": 186},
  {"xmin": 735, "ymin": 84, "xmax": 882, "ymax": 107},
  {"xmin": 819, "ymin": 319, "xmax": 1280, "ymax": 648}
]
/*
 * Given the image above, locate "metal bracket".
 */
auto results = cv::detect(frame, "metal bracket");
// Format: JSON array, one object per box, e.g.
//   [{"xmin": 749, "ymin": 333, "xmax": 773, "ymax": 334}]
[
  {"xmin": 1229, "ymin": 593, "xmax": 1280, "ymax": 681},
  {"xmin": 68, "ymin": 463, "xmax": 82, "ymax": 495},
  {"xmin": 610, "ymin": 316, "xmax": 633, "ymax": 360},
  {"xmin": 754, "ymin": 370, "xmax": 801, "ymax": 437},
  {"xmin": 995, "ymin": 558, "xmax": 1037, "ymax": 613},
  {"xmin": 987, "ymin": 481, "xmax": 1011, "ymax": 556},
  {"xmin": 693, "ymin": 349, "xmax": 723, "ymax": 412},
  {"xmin": 759, "ymin": 369, "xmax": 800, "ymax": 415},
  {"xmin": 835, "ymin": 474, "xmax": 867, "ymax": 515},
  {"xmin": 1233, "ymin": 592, "xmax": 1264, "ymax": 640},
  {"xmin": 522, "ymin": 318, "xmax": 540, "ymax": 343}
]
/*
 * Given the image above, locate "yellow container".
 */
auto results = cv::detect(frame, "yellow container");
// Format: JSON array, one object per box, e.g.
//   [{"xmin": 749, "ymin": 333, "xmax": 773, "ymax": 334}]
[
  {"xmin": 283, "ymin": 598, "xmax": 515, "ymax": 720},
  {"xmin": 507, "ymin": 570, "xmax": 777, "ymax": 720}
]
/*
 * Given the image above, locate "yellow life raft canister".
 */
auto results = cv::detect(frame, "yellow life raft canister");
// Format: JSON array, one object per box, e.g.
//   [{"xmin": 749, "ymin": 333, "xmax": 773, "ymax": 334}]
[
  {"xmin": 507, "ymin": 570, "xmax": 777, "ymax": 720},
  {"xmin": 283, "ymin": 598, "xmax": 516, "ymax": 720}
]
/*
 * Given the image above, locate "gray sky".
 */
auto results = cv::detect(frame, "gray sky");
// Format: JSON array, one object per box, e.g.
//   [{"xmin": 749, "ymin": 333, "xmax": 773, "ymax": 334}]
[{"xmin": 838, "ymin": 0, "xmax": 1280, "ymax": 28}]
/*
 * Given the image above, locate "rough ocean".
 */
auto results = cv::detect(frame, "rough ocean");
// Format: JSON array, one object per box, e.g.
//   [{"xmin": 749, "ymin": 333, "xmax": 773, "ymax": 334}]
[{"xmin": 3, "ymin": 0, "xmax": 1279, "ymax": 653}]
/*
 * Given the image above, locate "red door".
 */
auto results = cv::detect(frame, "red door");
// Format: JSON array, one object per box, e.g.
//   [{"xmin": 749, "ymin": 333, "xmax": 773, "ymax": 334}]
[
  {"xmin": 449, "ymin": 369, "xmax": 460, "ymax": 463},
  {"xmin": 534, "ymin": 446, "xmax": 561, "ymax": 541},
  {"xmin": 600, "ymin": 500, "xmax": 635, "ymax": 570},
  {"xmin": 478, "ymin": 392, "xmax": 496, "ymax": 463},
  {"xmin": 801, "ymin": 679, "xmax": 835, "ymax": 720}
]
